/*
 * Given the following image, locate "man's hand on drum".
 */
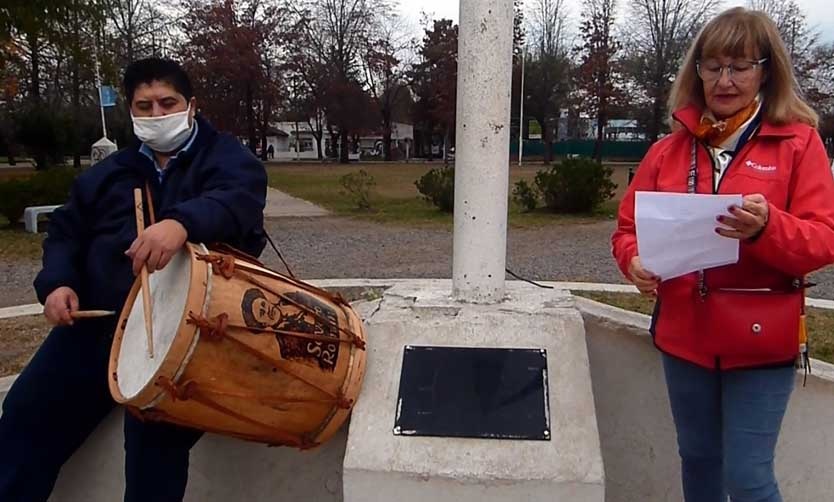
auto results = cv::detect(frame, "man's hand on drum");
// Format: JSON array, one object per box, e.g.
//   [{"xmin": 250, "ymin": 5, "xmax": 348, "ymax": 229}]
[
  {"xmin": 629, "ymin": 256, "xmax": 660, "ymax": 297},
  {"xmin": 125, "ymin": 219, "xmax": 188, "ymax": 276},
  {"xmin": 44, "ymin": 286, "xmax": 79, "ymax": 326},
  {"xmin": 716, "ymin": 193, "xmax": 770, "ymax": 241}
]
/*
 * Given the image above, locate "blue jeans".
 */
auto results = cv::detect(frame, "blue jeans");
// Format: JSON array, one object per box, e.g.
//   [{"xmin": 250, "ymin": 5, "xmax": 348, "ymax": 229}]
[
  {"xmin": 662, "ymin": 354, "xmax": 795, "ymax": 502},
  {"xmin": 0, "ymin": 324, "xmax": 203, "ymax": 501}
]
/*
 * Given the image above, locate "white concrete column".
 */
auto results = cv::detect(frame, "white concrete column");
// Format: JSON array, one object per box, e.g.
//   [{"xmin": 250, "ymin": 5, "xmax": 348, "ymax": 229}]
[{"xmin": 452, "ymin": 0, "xmax": 515, "ymax": 303}]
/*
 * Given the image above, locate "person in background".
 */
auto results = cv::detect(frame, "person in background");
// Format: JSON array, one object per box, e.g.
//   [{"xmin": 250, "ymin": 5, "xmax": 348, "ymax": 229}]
[{"xmin": 612, "ymin": 8, "xmax": 834, "ymax": 502}]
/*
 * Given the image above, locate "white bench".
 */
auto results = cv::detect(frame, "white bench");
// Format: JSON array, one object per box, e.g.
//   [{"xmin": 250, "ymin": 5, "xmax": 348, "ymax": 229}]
[{"xmin": 23, "ymin": 205, "xmax": 60, "ymax": 233}]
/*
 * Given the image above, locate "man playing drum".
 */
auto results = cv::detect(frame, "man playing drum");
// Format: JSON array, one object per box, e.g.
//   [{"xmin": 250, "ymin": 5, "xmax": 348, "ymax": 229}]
[{"xmin": 0, "ymin": 58, "xmax": 267, "ymax": 501}]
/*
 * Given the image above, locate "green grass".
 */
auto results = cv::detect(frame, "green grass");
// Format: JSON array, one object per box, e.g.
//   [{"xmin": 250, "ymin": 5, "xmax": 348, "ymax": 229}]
[
  {"xmin": 267, "ymin": 162, "xmax": 622, "ymax": 227},
  {"xmin": 573, "ymin": 290, "xmax": 834, "ymax": 365},
  {"xmin": 0, "ymin": 217, "xmax": 43, "ymax": 260}
]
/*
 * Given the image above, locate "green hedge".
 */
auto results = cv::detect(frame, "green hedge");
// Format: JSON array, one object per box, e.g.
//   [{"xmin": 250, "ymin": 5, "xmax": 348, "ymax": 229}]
[
  {"xmin": 0, "ymin": 168, "xmax": 78, "ymax": 225},
  {"xmin": 534, "ymin": 157, "xmax": 617, "ymax": 213}
]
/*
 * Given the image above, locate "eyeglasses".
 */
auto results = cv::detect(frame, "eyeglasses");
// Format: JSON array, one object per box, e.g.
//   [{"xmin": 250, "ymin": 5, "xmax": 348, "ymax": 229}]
[{"xmin": 696, "ymin": 58, "xmax": 768, "ymax": 84}]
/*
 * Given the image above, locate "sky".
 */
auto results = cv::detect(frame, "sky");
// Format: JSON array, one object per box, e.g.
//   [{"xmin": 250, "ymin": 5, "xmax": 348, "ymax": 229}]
[{"xmin": 400, "ymin": 0, "xmax": 834, "ymax": 43}]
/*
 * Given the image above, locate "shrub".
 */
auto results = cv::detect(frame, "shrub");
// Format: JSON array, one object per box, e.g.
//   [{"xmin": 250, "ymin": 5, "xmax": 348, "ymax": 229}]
[
  {"xmin": 415, "ymin": 165, "xmax": 455, "ymax": 212},
  {"xmin": 14, "ymin": 105, "xmax": 73, "ymax": 170},
  {"xmin": 339, "ymin": 169, "xmax": 376, "ymax": 211},
  {"xmin": 0, "ymin": 168, "xmax": 78, "ymax": 225},
  {"xmin": 534, "ymin": 157, "xmax": 617, "ymax": 213},
  {"xmin": 512, "ymin": 179, "xmax": 539, "ymax": 212}
]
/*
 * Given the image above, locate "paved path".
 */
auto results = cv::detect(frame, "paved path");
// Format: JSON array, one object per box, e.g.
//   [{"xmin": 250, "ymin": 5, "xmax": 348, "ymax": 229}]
[{"xmin": 264, "ymin": 187, "xmax": 329, "ymax": 218}]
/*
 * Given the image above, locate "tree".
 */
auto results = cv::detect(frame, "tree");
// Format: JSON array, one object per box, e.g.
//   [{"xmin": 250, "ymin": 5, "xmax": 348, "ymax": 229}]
[
  {"xmin": 575, "ymin": 0, "xmax": 621, "ymax": 161},
  {"xmin": 103, "ymin": 0, "xmax": 176, "ymax": 66},
  {"xmin": 748, "ymin": 0, "xmax": 817, "ymax": 62},
  {"xmin": 624, "ymin": 0, "xmax": 719, "ymax": 141},
  {"xmin": 409, "ymin": 18, "xmax": 458, "ymax": 161},
  {"xmin": 525, "ymin": 0, "xmax": 572, "ymax": 164},
  {"xmin": 362, "ymin": 12, "xmax": 411, "ymax": 161},
  {"xmin": 289, "ymin": 0, "xmax": 387, "ymax": 163},
  {"xmin": 180, "ymin": 0, "xmax": 284, "ymax": 153},
  {"xmin": 283, "ymin": 52, "xmax": 328, "ymax": 160}
]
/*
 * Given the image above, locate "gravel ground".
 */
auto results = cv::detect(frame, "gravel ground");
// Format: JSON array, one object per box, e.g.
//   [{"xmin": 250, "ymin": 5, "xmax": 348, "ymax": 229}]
[{"xmin": 4, "ymin": 216, "xmax": 834, "ymax": 311}]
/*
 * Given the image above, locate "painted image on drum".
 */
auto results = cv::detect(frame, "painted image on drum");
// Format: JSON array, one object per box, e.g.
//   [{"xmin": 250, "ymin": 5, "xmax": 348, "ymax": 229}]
[{"xmin": 240, "ymin": 288, "xmax": 340, "ymax": 371}]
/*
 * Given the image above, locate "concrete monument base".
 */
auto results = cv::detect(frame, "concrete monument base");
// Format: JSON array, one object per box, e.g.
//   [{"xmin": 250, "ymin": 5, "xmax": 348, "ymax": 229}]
[{"xmin": 342, "ymin": 281, "xmax": 605, "ymax": 502}]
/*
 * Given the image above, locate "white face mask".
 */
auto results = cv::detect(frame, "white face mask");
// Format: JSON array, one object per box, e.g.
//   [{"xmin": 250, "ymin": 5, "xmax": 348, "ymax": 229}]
[{"xmin": 131, "ymin": 104, "xmax": 193, "ymax": 153}]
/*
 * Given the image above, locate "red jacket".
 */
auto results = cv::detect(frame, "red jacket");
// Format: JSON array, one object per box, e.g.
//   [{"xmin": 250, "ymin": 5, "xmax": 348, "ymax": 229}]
[{"xmin": 612, "ymin": 105, "xmax": 834, "ymax": 370}]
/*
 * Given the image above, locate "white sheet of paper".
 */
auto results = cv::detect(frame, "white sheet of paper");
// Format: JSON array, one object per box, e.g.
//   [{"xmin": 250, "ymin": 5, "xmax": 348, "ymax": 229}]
[{"xmin": 635, "ymin": 192, "xmax": 743, "ymax": 281}]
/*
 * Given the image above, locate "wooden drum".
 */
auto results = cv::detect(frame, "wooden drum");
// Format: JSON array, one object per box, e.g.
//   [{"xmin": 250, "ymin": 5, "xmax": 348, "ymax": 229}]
[{"xmin": 108, "ymin": 243, "xmax": 367, "ymax": 449}]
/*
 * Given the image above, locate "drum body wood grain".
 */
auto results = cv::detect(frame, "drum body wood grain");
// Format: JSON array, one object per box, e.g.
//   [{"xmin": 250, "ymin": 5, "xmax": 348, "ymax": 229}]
[{"xmin": 109, "ymin": 243, "xmax": 367, "ymax": 449}]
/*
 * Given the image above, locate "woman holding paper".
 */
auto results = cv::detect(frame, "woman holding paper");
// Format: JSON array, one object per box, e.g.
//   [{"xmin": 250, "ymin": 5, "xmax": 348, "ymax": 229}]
[{"xmin": 612, "ymin": 7, "xmax": 834, "ymax": 502}]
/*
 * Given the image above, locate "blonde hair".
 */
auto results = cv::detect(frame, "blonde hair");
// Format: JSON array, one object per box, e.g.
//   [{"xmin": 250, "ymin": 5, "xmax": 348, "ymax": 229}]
[{"xmin": 668, "ymin": 7, "xmax": 818, "ymax": 127}]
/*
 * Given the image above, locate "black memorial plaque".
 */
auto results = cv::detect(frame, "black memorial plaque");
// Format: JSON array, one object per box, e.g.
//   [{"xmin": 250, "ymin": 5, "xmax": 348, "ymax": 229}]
[{"xmin": 393, "ymin": 346, "xmax": 550, "ymax": 441}]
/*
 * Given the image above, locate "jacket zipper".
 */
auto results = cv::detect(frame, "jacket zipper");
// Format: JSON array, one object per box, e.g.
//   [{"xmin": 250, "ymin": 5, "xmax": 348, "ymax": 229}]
[{"xmin": 707, "ymin": 132, "xmax": 760, "ymax": 194}]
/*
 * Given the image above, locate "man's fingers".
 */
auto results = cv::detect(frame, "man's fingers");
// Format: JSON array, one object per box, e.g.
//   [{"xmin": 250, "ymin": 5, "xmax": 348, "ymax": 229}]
[
  {"xmin": 132, "ymin": 241, "xmax": 152, "ymax": 275},
  {"xmin": 58, "ymin": 304, "xmax": 73, "ymax": 325},
  {"xmin": 146, "ymin": 248, "xmax": 163, "ymax": 273},
  {"xmin": 157, "ymin": 250, "xmax": 175, "ymax": 271},
  {"xmin": 68, "ymin": 293, "xmax": 79, "ymax": 313},
  {"xmin": 126, "ymin": 236, "xmax": 142, "ymax": 257},
  {"xmin": 44, "ymin": 303, "xmax": 59, "ymax": 325}
]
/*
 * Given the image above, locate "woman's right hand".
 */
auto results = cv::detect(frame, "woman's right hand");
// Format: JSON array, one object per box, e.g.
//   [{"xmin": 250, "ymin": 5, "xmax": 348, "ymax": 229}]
[{"xmin": 629, "ymin": 256, "xmax": 660, "ymax": 297}]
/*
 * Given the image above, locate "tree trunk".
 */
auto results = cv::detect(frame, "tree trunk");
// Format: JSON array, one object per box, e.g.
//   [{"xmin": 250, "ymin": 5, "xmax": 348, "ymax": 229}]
[
  {"xmin": 426, "ymin": 121, "xmax": 434, "ymax": 160},
  {"xmin": 127, "ymin": 13, "xmax": 134, "ymax": 64},
  {"xmin": 28, "ymin": 31, "xmax": 41, "ymax": 103},
  {"xmin": 339, "ymin": 127, "xmax": 349, "ymax": 163},
  {"xmin": 539, "ymin": 116, "xmax": 553, "ymax": 165},
  {"xmin": 383, "ymin": 127, "xmax": 392, "ymax": 161},
  {"xmin": 314, "ymin": 130, "xmax": 323, "ymax": 160},
  {"xmin": 381, "ymin": 107, "xmax": 393, "ymax": 161},
  {"xmin": 313, "ymin": 114, "xmax": 324, "ymax": 160},
  {"xmin": 72, "ymin": 5, "xmax": 82, "ymax": 169},
  {"xmin": 246, "ymin": 83, "xmax": 257, "ymax": 154},
  {"xmin": 260, "ymin": 99, "xmax": 271, "ymax": 162},
  {"xmin": 649, "ymin": 94, "xmax": 662, "ymax": 143},
  {"xmin": 327, "ymin": 124, "xmax": 337, "ymax": 158},
  {"xmin": 593, "ymin": 106, "xmax": 605, "ymax": 163}
]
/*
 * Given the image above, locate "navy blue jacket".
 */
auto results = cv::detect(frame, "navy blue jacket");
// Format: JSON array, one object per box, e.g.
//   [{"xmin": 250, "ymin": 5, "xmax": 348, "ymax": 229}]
[{"xmin": 34, "ymin": 116, "xmax": 267, "ymax": 312}]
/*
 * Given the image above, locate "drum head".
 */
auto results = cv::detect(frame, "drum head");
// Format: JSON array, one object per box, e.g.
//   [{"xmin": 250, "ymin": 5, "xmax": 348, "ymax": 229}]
[{"xmin": 116, "ymin": 248, "xmax": 193, "ymax": 400}]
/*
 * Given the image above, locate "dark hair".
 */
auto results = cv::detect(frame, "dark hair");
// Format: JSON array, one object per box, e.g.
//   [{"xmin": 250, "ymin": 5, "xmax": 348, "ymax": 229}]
[{"xmin": 123, "ymin": 58, "xmax": 194, "ymax": 104}]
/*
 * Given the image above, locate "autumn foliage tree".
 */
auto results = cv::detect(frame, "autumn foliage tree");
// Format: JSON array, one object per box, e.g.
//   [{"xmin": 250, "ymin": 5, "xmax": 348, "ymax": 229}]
[
  {"xmin": 575, "ymin": 0, "xmax": 621, "ymax": 161},
  {"xmin": 288, "ymin": 0, "xmax": 387, "ymax": 163},
  {"xmin": 180, "ymin": 0, "xmax": 284, "ymax": 155},
  {"xmin": 409, "ymin": 18, "xmax": 458, "ymax": 161}
]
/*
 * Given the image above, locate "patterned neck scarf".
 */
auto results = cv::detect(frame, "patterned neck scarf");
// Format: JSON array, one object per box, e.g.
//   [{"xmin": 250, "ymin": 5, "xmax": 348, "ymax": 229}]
[{"xmin": 694, "ymin": 96, "xmax": 762, "ymax": 149}]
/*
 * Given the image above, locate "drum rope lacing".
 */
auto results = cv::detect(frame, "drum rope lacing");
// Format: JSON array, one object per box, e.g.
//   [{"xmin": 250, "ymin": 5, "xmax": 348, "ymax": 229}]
[
  {"xmin": 154, "ymin": 376, "xmax": 317, "ymax": 449},
  {"xmin": 195, "ymin": 253, "xmax": 366, "ymax": 349}
]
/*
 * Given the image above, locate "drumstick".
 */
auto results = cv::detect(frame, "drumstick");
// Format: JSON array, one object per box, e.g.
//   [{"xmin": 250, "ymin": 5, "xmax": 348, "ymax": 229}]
[
  {"xmin": 70, "ymin": 310, "xmax": 116, "ymax": 319},
  {"xmin": 134, "ymin": 188, "xmax": 154, "ymax": 359}
]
